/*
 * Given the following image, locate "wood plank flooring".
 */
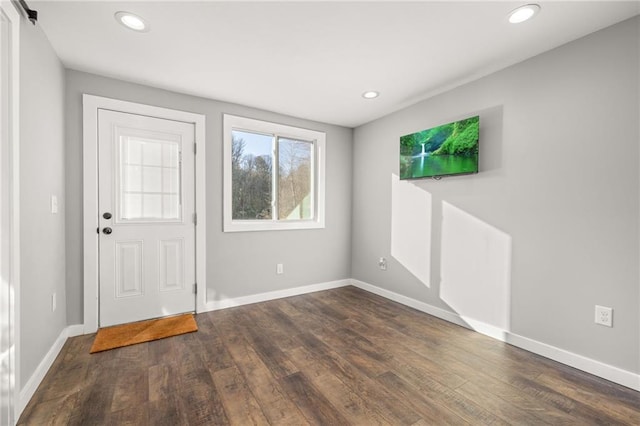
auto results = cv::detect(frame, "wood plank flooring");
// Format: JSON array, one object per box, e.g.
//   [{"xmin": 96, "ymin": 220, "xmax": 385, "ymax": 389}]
[{"xmin": 18, "ymin": 286, "xmax": 640, "ymax": 425}]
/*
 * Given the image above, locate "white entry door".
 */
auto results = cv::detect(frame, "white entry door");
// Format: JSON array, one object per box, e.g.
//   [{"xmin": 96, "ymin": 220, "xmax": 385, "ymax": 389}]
[{"xmin": 98, "ymin": 109, "xmax": 195, "ymax": 327}]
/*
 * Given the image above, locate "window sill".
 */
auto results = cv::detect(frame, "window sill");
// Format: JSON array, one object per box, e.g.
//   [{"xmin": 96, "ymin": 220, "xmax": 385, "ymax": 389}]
[{"xmin": 223, "ymin": 218, "xmax": 325, "ymax": 233}]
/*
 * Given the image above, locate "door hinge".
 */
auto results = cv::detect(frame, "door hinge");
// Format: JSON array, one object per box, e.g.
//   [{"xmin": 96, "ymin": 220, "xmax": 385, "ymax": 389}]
[
  {"xmin": 192, "ymin": 212, "xmax": 197, "ymax": 225},
  {"xmin": 193, "ymin": 283, "xmax": 197, "ymax": 294},
  {"xmin": 193, "ymin": 142, "xmax": 197, "ymax": 155}
]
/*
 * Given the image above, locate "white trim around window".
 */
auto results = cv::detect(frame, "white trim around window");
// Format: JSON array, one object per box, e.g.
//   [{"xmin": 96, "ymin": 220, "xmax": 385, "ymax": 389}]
[{"xmin": 223, "ymin": 114, "xmax": 326, "ymax": 232}]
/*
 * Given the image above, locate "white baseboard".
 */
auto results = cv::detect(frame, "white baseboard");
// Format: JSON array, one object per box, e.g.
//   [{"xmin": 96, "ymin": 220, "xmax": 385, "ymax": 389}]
[
  {"xmin": 66, "ymin": 324, "xmax": 85, "ymax": 337},
  {"xmin": 351, "ymin": 278, "xmax": 469, "ymax": 327},
  {"xmin": 350, "ymin": 279, "xmax": 640, "ymax": 392},
  {"xmin": 17, "ymin": 324, "xmax": 81, "ymax": 417},
  {"xmin": 17, "ymin": 277, "xmax": 639, "ymax": 422},
  {"xmin": 505, "ymin": 333, "xmax": 640, "ymax": 391},
  {"xmin": 202, "ymin": 279, "xmax": 351, "ymax": 312},
  {"xmin": 17, "ymin": 280, "xmax": 350, "ymax": 417}
]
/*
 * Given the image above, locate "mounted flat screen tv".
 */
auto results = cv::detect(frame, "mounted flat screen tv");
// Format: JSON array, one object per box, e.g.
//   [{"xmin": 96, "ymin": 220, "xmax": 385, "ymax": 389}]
[{"xmin": 400, "ymin": 115, "xmax": 479, "ymax": 180}]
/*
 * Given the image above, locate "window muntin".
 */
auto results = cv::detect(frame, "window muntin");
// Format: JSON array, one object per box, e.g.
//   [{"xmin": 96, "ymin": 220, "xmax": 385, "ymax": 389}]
[{"xmin": 224, "ymin": 115, "xmax": 325, "ymax": 232}]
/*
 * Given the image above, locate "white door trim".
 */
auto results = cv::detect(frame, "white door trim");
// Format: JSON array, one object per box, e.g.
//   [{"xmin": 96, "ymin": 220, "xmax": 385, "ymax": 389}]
[
  {"xmin": 82, "ymin": 95, "xmax": 206, "ymax": 333},
  {"xmin": 0, "ymin": 1, "xmax": 20, "ymax": 423}
]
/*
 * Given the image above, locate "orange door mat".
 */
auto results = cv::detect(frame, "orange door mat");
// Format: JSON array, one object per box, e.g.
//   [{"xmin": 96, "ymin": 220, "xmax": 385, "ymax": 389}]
[{"xmin": 90, "ymin": 313, "xmax": 198, "ymax": 353}]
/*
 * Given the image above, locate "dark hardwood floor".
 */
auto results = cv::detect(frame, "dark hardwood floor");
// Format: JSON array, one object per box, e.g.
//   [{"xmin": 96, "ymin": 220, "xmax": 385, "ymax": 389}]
[{"xmin": 18, "ymin": 286, "xmax": 640, "ymax": 425}]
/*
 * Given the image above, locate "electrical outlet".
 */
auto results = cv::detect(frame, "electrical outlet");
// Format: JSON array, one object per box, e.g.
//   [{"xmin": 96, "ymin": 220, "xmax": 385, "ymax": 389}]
[
  {"xmin": 378, "ymin": 257, "xmax": 387, "ymax": 271},
  {"xmin": 595, "ymin": 305, "xmax": 612, "ymax": 327},
  {"xmin": 276, "ymin": 263, "xmax": 284, "ymax": 275},
  {"xmin": 51, "ymin": 293, "xmax": 56, "ymax": 312}
]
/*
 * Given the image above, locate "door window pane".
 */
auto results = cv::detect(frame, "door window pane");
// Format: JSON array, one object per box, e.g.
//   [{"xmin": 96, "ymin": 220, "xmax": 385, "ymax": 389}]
[
  {"xmin": 123, "ymin": 165, "xmax": 142, "ymax": 192},
  {"xmin": 142, "ymin": 166, "xmax": 162, "ymax": 193},
  {"xmin": 142, "ymin": 140, "xmax": 162, "ymax": 166},
  {"xmin": 119, "ymin": 136, "xmax": 181, "ymax": 221},
  {"xmin": 123, "ymin": 194, "xmax": 142, "ymax": 219},
  {"xmin": 163, "ymin": 195, "xmax": 179, "ymax": 219},
  {"xmin": 163, "ymin": 168, "xmax": 179, "ymax": 193},
  {"xmin": 231, "ymin": 130, "xmax": 273, "ymax": 220},
  {"xmin": 143, "ymin": 194, "xmax": 162, "ymax": 217}
]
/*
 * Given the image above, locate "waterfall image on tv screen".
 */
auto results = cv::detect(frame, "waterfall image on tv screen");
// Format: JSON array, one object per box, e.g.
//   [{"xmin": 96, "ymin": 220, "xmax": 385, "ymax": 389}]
[{"xmin": 400, "ymin": 115, "xmax": 479, "ymax": 180}]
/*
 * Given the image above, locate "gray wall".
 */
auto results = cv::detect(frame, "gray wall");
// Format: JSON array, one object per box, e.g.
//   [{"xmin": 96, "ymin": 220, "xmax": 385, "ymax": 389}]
[
  {"xmin": 65, "ymin": 71, "xmax": 353, "ymax": 324},
  {"xmin": 20, "ymin": 23, "xmax": 66, "ymax": 385},
  {"xmin": 352, "ymin": 17, "xmax": 639, "ymax": 373}
]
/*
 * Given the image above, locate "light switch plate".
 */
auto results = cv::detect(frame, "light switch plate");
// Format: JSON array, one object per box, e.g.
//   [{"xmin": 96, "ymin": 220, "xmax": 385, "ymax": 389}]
[{"xmin": 51, "ymin": 195, "xmax": 58, "ymax": 214}]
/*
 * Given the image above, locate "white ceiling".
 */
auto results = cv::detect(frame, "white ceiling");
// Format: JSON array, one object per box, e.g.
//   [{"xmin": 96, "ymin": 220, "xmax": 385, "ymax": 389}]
[{"xmin": 33, "ymin": 1, "xmax": 640, "ymax": 128}]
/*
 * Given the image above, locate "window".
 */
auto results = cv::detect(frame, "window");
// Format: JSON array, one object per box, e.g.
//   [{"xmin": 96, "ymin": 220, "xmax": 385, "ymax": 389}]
[
  {"xmin": 223, "ymin": 115, "xmax": 325, "ymax": 232},
  {"xmin": 118, "ymin": 135, "xmax": 181, "ymax": 222}
]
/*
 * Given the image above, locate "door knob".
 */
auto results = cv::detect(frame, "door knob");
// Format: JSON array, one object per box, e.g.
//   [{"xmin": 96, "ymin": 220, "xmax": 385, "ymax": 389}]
[
  {"xmin": 103, "ymin": 212, "xmax": 112, "ymax": 219},
  {"xmin": 102, "ymin": 227, "xmax": 112, "ymax": 235}
]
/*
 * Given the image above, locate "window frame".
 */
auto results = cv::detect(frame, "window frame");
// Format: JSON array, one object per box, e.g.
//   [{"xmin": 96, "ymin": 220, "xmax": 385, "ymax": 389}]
[
  {"xmin": 223, "ymin": 114, "xmax": 326, "ymax": 232},
  {"xmin": 115, "ymin": 131, "xmax": 183, "ymax": 223}
]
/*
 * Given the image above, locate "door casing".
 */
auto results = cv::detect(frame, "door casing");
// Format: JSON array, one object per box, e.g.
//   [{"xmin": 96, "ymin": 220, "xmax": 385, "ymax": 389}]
[
  {"xmin": 0, "ymin": 0, "xmax": 20, "ymax": 422},
  {"xmin": 83, "ymin": 95, "xmax": 206, "ymax": 333}
]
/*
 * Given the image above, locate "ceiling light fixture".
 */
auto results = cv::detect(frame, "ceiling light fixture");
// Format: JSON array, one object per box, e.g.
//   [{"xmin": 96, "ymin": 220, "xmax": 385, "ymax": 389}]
[
  {"xmin": 115, "ymin": 11, "xmax": 149, "ymax": 32},
  {"xmin": 362, "ymin": 91, "xmax": 380, "ymax": 99},
  {"xmin": 508, "ymin": 4, "xmax": 541, "ymax": 24}
]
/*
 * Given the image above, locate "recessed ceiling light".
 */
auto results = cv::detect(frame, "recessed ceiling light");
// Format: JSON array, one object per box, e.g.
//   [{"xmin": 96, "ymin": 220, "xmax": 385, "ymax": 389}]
[
  {"xmin": 508, "ymin": 4, "xmax": 541, "ymax": 24},
  {"xmin": 362, "ymin": 91, "xmax": 380, "ymax": 99},
  {"xmin": 115, "ymin": 11, "xmax": 149, "ymax": 32}
]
